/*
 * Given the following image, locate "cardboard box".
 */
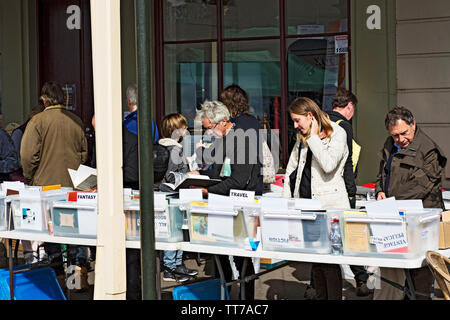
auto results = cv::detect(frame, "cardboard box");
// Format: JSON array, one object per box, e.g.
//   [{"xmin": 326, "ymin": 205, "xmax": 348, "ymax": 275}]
[{"xmin": 439, "ymin": 211, "xmax": 450, "ymax": 249}]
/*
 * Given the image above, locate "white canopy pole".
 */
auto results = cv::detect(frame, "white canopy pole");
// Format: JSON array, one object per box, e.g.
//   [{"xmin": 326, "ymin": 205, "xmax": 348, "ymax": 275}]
[{"xmin": 90, "ymin": 0, "xmax": 126, "ymax": 300}]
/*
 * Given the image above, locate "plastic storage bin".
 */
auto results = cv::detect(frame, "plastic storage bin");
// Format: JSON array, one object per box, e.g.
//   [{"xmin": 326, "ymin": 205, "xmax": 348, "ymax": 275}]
[
  {"xmin": 52, "ymin": 201, "xmax": 97, "ymax": 238},
  {"xmin": 11, "ymin": 190, "xmax": 69, "ymax": 233},
  {"xmin": 124, "ymin": 198, "xmax": 184, "ymax": 242},
  {"xmin": 260, "ymin": 209, "xmax": 331, "ymax": 254},
  {"xmin": 172, "ymin": 278, "xmax": 229, "ymax": 300},
  {"xmin": 340, "ymin": 209, "xmax": 441, "ymax": 258},
  {"xmin": 0, "ymin": 194, "xmax": 8, "ymax": 231},
  {"xmin": 187, "ymin": 202, "xmax": 248, "ymax": 247},
  {"xmin": 0, "ymin": 266, "xmax": 66, "ymax": 300},
  {"xmin": 124, "ymin": 199, "xmax": 140, "ymax": 241}
]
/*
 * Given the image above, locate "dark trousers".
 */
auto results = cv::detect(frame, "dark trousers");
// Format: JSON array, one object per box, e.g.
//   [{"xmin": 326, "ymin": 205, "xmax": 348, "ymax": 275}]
[
  {"xmin": 407, "ymin": 267, "xmax": 434, "ymax": 300},
  {"xmin": 312, "ymin": 263, "xmax": 342, "ymax": 300},
  {"xmin": 350, "ymin": 265, "xmax": 369, "ymax": 283},
  {"xmin": 44, "ymin": 243, "xmax": 87, "ymax": 276},
  {"xmin": 216, "ymin": 255, "xmax": 255, "ymax": 300},
  {"xmin": 126, "ymin": 248, "xmax": 142, "ymax": 300}
]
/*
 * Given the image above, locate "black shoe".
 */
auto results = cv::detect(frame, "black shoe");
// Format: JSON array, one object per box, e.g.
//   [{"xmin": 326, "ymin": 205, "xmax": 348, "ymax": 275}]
[
  {"xmin": 163, "ymin": 269, "xmax": 190, "ymax": 283},
  {"xmin": 355, "ymin": 282, "xmax": 371, "ymax": 297},
  {"xmin": 174, "ymin": 264, "xmax": 199, "ymax": 277}
]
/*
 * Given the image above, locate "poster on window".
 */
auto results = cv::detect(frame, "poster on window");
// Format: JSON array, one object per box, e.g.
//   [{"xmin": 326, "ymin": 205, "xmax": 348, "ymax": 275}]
[
  {"xmin": 62, "ymin": 84, "xmax": 76, "ymax": 112},
  {"xmin": 334, "ymin": 35, "xmax": 348, "ymax": 55}
]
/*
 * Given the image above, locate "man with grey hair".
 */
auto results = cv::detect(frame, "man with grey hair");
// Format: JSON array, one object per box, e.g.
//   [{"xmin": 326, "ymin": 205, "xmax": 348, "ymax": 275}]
[
  {"xmin": 123, "ymin": 83, "xmax": 159, "ymax": 142},
  {"xmin": 374, "ymin": 106, "xmax": 447, "ymax": 300},
  {"xmin": 191, "ymin": 100, "xmax": 262, "ymax": 196},
  {"xmin": 191, "ymin": 100, "xmax": 261, "ymax": 300}
]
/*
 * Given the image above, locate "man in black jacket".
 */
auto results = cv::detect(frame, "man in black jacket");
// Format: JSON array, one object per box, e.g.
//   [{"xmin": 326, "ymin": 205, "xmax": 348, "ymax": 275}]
[
  {"xmin": 191, "ymin": 100, "xmax": 262, "ymax": 300},
  {"xmin": 328, "ymin": 89, "xmax": 370, "ymax": 297},
  {"xmin": 192, "ymin": 100, "xmax": 262, "ymax": 196}
]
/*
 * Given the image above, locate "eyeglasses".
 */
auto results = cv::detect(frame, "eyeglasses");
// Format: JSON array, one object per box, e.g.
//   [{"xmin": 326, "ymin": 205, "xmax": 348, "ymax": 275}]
[{"xmin": 206, "ymin": 122, "xmax": 219, "ymax": 131}]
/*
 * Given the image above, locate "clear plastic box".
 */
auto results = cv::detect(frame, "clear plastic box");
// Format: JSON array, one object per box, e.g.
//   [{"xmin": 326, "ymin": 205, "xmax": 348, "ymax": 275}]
[
  {"xmin": 51, "ymin": 201, "xmax": 97, "ymax": 238},
  {"xmin": 0, "ymin": 194, "xmax": 8, "ymax": 231},
  {"xmin": 124, "ymin": 199, "xmax": 140, "ymax": 241},
  {"xmin": 124, "ymin": 198, "xmax": 184, "ymax": 242},
  {"xmin": 340, "ymin": 208, "xmax": 441, "ymax": 259},
  {"xmin": 11, "ymin": 190, "xmax": 69, "ymax": 233},
  {"xmin": 260, "ymin": 209, "xmax": 331, "ymax": 254},
  {"xmin": 187, "ymin": 202, "xmax": 249, "ymax": 248}
]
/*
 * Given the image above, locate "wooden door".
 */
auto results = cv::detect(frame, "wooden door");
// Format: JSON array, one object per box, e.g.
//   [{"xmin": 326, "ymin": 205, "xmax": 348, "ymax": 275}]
[{"xmin": 37, "ymin": 0, "xmax": 95, "ymax": 163}]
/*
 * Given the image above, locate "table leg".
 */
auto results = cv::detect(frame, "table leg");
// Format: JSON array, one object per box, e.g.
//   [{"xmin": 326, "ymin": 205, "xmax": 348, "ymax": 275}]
[
  {"xmin": 404, "ymin": 270, "xmax": 416, "ymax": 300},
  {"xmin": 240, "ymin": 257, "xmax": 249, "ymax": 300},
  {"xmin": 213, "ymin": 255, "xmax": 226, "ymax": 300},
  {"xmin": 8, "ymin": 239, "xmax": 13, "ymax": 301},
  {"xmin": 156, "ymin": 251, "xmax": 161, "ymax": 300}
]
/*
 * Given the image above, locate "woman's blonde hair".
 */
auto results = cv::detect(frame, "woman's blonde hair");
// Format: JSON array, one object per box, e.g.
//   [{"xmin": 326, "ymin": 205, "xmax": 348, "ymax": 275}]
[
  {"xmin": 161, "ymin": 113, "xmax": 188, "ymax": 141},
  {"xmin": 288, "ymin": 97, "xmax": 333, "ymax": 145}
]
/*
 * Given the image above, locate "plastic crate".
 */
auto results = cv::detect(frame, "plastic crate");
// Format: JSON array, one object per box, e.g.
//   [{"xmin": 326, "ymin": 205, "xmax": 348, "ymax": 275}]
[
  {"xmin": 12, "ymin": 190, "xmax": 69, "ymax": 233},
  {"xmin": 260, "ymin": 209, "xmax": 331, "ymax": 254},
  {"xmin": 124, "ymin": 198, "xmax": 184, "ymax": 242},
  {"xmin": 52, "ymin": 201, "xmax": 97, "ymax": 238},
  {"xmin": 341, "ymin": 209, "xmax": 441, "ymax": 259},
  {"xmin": 0, "ymin": 266, "xmax": 66, "ymax": 300},
  {"xmin": 172, "ymin": 278, "xmax": 230, "ymax": 300},
  {"xmin": 187, "ymin": 202, "xmax": 248, "ymax": 248}
]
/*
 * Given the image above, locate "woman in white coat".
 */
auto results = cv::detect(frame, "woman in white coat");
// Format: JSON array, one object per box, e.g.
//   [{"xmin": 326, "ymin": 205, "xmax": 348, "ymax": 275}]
[{"xmin": 283, "ymin": 97, "xmax": 350, "ymax": 300}]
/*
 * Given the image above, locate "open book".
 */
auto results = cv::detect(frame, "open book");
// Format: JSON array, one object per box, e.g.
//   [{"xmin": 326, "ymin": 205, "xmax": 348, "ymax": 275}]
[
  {"xmin": 68, "ymin": 165, "xmax": 97, "ymax": 191},
  {"xmin": 159, "ymin": 172, "xmax": 221, "ymax": 192}
]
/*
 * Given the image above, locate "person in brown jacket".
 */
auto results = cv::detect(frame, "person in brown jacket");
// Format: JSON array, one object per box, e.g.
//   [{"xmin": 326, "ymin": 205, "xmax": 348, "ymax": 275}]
[
  {"xmin": 20, "ymin": 81, "xmax": 89, "ymax": 281},
  {"xmin": 21, "ymin": 83, "xmax": 88, "ymax": 187},
  {"xmin": 374, "ymin": 106, "xmax": 447, "ymax": 300}
]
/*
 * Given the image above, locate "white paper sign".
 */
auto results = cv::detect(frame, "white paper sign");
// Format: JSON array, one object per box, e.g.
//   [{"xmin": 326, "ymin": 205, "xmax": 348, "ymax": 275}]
[
  {"xmin": 76, "ymin": 193, "xmax": 97, "ymax": 205},
  {"xmin": 18, "ymin": 190, "xmax": 43, "ymax": 231},
  {"xmin": 370, "ymin": 223, "xmax": 408, "ymax": 253},
  {"xmin": 77, "ymin": 209, "xmax": 97, "ymax": 236},
  {"xmin": 262, "ymin": 217, "xmax": 289, "ymax": 246},
  {"xmin": 208, "ymin": 193, "xmax": 233, "ymax": 210},
  {"xmin": 366, "ymin": 197, "xmax": 399, "ymax": 218},
  {"xmin": 260, "ymin": 197, "xmax": 288, "ymax": 212},
  {"xmin": 208, "ymin": 214, "xmax": 234, "ymax": 242},
  {"xmin": 335, "ymin": 35, "xmax": 348, "ymax": 54},
  {"xmin": 294, "ymin": 199, "xmax": 322, "ymax": 210},
  {"xmin": 396, "ymin": 200, "xmax": 423, "ymax": 212},
  {"xmin": 179, "ymin": 189, "xmax": 203, "ymax": 203},
  {"xmin": 230, "ymin": 189, "xmax": 255, "ymax": 205},
  {"xmin": 154, "ymin": 194, "xmax": 169, "ymax": 238}
]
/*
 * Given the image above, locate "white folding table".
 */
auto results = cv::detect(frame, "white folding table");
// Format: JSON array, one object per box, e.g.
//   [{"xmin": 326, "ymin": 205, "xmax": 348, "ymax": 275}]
[{"xmin": 1, "ymin": 231, "xmax": 449, "ymax": 300}]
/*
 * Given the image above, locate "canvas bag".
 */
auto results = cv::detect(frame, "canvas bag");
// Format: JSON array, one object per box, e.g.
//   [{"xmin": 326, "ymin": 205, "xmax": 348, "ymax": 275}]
[{"xmin": 262, "ymin": 140, "xmax": 276, "ymax": 184}]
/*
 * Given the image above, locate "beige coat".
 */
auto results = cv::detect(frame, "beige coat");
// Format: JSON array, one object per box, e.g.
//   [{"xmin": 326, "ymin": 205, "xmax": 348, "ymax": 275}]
[
  {"xmin": 21, "ymin": 105, "xmax": 88, "ymax": 187},
  {"xmin": 283, "ymin": 122, "xmax": 350, "ymax": 209}
]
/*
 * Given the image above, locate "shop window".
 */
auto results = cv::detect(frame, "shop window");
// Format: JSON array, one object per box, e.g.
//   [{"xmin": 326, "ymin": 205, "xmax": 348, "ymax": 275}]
[
  {"xmin": 222, "ymin": 0, "xmax": 279, "ymax": 38},
  {"xmin": 164, "ymin": 42, "xmax": 218, "ymax": 128},
  {"xmin": 223, "ymin": 39, "xmax": 281, "ymax": 130},
  {"xmin": 286, "ymin": 0, "xmax": 348, "ymax": 36},
  {"xmin": 164, "ymin": 0, "xmax": 217, "ymax": 42}
]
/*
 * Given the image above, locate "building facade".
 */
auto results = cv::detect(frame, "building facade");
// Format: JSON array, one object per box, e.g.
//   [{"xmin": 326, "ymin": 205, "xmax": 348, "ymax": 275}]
[{"xmin": 0, "ymin": 0, "xmax": 449, "ymax": 187}]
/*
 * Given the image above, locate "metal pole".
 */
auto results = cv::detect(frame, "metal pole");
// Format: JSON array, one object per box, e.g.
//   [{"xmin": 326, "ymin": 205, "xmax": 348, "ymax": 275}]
[{"xmin": 135, "ymin": 0, "xmax": 157, "ymax": 300}]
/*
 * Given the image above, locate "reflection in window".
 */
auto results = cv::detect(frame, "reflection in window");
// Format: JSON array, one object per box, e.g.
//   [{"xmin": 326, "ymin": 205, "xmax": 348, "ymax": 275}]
[
  {"xmin": 164, "ymin": 0, "xmax": 217, "ymax": 42},
  {"xmin": 164, "ymin": 42, "xmax": 218, "ymax": 128},
  {"xmin": 286, "ymin": 36, "xmax": 349, "ymax": 153},
  {"xmin": 223, "ymin": 40, "xmax": 281, "ymax": 131},
  {"xmin": 0, "ymin": 53, "xmax": 2, "ymax": 119},
  {"xmin": 223, "ymin": 0, "xmax": 279, "ymax": 38},
  {"xmin": 286, "ymin": 0, "xmax": 348, "ymax": 35}
]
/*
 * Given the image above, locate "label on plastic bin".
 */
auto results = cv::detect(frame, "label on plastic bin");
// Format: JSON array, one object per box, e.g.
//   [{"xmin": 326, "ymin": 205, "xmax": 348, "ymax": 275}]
[{"xmin": 154, "ymin": 209, "xmax": 169, "ymax": 238}]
